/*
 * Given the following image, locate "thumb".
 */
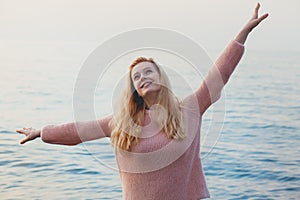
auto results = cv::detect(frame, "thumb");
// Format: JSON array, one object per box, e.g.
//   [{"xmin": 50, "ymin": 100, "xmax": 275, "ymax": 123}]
[
  {"xmin": 258, "ymin": 13, "xmax": 269, "ymax": 22},
  {"xmin": 20, "ymin": 136, "xmax": 31, "ymax": 144}
]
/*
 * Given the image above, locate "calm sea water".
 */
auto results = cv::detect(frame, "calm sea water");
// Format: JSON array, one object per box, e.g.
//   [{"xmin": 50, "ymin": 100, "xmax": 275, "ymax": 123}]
[{"xmin": 0, "ymin": 43, "xmax": 299, "ymax": 199}]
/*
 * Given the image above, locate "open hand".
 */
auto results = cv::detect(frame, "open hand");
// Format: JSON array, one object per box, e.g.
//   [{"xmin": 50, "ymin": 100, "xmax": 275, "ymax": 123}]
[
  {"xmin": 235, "ymin": 2, "xmax": 269, "ymax": 44},
  {"xmin": 16, "ymin": 127, "xmax": 41, "ymax": 144},
  {"xmin": 244, "ymin": 2, "xmax": 269, "ymax": 33}
]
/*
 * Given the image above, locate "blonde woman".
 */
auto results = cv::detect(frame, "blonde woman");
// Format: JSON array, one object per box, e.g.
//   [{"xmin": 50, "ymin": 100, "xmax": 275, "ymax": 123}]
[{"xmin": 17, "ymin": 3, "xmax": 268, "ymax": 200}]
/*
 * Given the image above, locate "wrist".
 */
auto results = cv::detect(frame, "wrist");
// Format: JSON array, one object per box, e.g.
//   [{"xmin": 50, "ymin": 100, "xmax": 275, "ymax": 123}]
[
  {"xmin": 241, "ymin": 26, "xmax": 252, "ymax": 35},
  {"xmin": 234, "ymin": 29, "xmax": 249, "ymax": 45},
  {"xmin": 36, "ymin": 129, "xmax": 41, "ymax": 138}
]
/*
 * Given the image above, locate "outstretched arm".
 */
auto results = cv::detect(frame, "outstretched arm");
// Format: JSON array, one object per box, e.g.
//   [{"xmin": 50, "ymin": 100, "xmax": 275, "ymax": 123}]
[
  {"xmin": 196, "ymin": 2, "xmax": 268, "ymax": 115},
  {"xmin": 17, "ymin": 115, "xmax": 112, "ymax": 145}
]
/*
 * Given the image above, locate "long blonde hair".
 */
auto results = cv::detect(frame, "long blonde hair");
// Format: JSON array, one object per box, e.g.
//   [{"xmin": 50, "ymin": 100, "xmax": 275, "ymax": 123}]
[{"xmin": 110, "ymin": 57, "xmax": 185, "ymax": 150}]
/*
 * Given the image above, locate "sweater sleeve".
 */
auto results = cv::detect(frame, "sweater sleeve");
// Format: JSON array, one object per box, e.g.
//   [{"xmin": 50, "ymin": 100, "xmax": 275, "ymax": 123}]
[
  {"xmin": 195, "ymin": 40, "xmax": 245, "ymax": 115},
  {"xmin": 40, "ymin": 115, "xmax": 112, "ymax": 145}
]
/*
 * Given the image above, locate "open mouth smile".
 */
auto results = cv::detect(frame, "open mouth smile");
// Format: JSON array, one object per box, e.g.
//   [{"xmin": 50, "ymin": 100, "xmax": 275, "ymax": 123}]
[{"xmin": 140, "ymin": 81, "xmax": 152, "ymax": 88}]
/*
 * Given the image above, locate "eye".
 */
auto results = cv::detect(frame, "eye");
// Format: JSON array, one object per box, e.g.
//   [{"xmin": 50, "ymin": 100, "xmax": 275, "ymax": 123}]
[
  {"xmin": 145, "ymin": 69, "xmax": 152, "ymax": 74},
  {"xmin": 133, "ymin": 74, "xmax": 140, "ymax": 81}
]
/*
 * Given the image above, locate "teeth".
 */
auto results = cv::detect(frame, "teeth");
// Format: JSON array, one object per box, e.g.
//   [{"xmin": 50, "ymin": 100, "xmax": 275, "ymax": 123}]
[
  {"xmin": 141, "ymin": 82, "xmax": 151, "ymax": 88},
  {"xmin": 144, "ymin": 82, "xmax": 151, "ymax": 87}
]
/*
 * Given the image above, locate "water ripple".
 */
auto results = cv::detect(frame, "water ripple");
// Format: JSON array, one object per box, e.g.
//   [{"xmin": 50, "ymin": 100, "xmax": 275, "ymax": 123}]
[{"xmin": 1, "ymin": 51, "xmax": 299, "ymax": 199}]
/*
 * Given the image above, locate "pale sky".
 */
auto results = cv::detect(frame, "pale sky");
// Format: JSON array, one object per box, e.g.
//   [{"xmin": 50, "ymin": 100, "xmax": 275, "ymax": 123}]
[{"xmin": 0, "ymin": 0, "xmax": 299, "ymax": 55}]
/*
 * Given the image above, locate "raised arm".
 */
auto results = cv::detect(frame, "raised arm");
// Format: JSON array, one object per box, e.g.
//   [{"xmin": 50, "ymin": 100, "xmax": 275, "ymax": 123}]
[
  {"xmin": 17, "ymin": 115, "xmax": 112, "ymax": 145},
  {"xmin": 196, "ymin": 2, "xmax": 268, "ymax": 115}
]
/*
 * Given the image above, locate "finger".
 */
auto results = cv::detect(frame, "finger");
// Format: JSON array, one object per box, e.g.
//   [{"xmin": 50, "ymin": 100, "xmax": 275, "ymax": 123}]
[
  {"xmin": 253, "ymin": 2, "xmax": 260, "ymax": 19},
  {"xmin": 258, "ymin": 13, "xmax": 269, "ymax": 22},
  {"xmin": 18, "ymin": 127, "xmax": 27, "ymax": 132},
  {"xmin": 20, "ymin": 136, "xmax": 30, "ymax": 144},
  {"xmin": 16, "ymin": 129, "xmax": 29, "ymax": 136},
  {"xmin": 16, "ymin": 129, "xmax": 24, "ymax": 134}
]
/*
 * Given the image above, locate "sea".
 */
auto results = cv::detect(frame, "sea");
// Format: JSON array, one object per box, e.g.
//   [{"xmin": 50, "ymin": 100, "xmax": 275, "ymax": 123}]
[{"xmin": 0, "ymin": 42, "xmax": 299, "ymax": 199}]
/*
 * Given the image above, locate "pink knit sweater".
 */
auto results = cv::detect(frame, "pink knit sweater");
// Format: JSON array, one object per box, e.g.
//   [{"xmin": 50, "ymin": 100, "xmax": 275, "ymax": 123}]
[{"xmin": 41, "ymin": 40, "xmax": 244, "ymax": 200}]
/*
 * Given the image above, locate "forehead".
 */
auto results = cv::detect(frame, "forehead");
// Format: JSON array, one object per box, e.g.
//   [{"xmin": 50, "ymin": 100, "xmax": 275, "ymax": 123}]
[{"xmin": 131, "ymin": 62, "xmax": 156, "ymax": 75}]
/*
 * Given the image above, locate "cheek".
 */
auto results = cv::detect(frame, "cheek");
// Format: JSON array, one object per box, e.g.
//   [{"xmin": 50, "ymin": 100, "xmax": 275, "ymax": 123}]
[
  {"xmin": 154, "ymin": 76, "xmax": 161, "ymax": 86},
  {"xmin": 150, "ymin": 73, "xmax": 160, "ymax": 82},
  {"xmin": 133, "ymin": 82, "xmax": 141, "ymax": 93}
]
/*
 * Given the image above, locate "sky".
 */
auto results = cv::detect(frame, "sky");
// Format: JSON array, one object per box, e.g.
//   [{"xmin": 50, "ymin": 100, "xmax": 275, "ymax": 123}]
[{"xmin": 0, "ymin": 0, "xmax": 299, "ymax": 62}]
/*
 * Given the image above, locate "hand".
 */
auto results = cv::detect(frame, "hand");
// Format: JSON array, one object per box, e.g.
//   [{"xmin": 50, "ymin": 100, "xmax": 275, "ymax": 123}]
[
  {"xmin": 16, "ymin": 127, "xmax": 41, "ymax": 144},
  {"xmin": 244, "ymin": 2, "xmax": 269, "ymax": 33},
  {"xmin": 235, "ymin": 2, "xmax": 269, "ymax": 44}
]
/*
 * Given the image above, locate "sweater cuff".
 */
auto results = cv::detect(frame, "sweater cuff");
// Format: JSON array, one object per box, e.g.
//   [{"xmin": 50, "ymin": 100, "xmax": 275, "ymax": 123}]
[{"xmin": 232, "ymin": 39, "xmax": 244, "ymax": 47}]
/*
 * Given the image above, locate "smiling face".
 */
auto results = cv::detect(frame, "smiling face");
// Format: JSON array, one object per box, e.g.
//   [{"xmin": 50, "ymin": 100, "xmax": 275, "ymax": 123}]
[{"xmin": 131, "ymin": 61, "xmax": 161, "ymax": 98}]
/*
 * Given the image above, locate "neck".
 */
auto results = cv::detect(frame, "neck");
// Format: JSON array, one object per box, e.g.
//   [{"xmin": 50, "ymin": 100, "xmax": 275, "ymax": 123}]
[{"xmin": 143, "ymin": 92, "xmax": 159, "ymax": 109}]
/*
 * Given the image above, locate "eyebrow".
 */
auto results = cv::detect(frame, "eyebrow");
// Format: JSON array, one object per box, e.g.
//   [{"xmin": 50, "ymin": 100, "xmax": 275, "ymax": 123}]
[{"xmin": 132, "ymin": 67, "xmax": 152, "ymax": 77}]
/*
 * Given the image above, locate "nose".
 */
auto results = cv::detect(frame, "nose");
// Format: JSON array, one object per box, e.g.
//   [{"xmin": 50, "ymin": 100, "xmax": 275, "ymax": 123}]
[{"xmin": 140, "ymin": 73, "xmax": 147, "ymax": 81}]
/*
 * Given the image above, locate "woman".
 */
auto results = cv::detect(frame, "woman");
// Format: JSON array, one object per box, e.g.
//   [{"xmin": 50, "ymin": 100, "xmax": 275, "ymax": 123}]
[{"xmin": 17, "ymin": 3, "xmax": 268, "ymax": 199}]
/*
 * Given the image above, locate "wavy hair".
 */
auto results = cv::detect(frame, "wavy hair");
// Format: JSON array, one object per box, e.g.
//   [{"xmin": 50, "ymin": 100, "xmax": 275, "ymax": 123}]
[{"xmin": 110, "ymin": 57, "xmax": 185, "ymax": 151}]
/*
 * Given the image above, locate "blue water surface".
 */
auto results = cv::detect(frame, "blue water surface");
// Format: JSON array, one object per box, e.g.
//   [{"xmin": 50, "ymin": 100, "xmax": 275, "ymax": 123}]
[{"xmin": 0, "ymin": 44, "xmax": 299, "ymax": 199}]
